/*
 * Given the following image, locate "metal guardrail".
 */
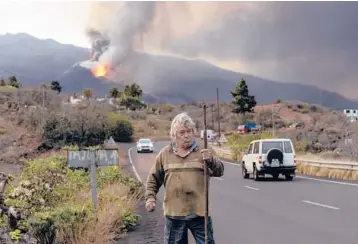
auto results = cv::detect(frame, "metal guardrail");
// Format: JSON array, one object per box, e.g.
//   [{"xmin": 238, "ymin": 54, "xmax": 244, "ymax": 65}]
[{"xmin": 212, "ymin": 146, "xmax": 358, "ymax": 171}]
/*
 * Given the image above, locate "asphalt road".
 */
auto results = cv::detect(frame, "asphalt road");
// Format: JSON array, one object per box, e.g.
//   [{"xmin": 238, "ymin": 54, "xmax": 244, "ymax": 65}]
[{"xmin": 127, "ymin": 141, "xmax": 358, "ymax": 244}]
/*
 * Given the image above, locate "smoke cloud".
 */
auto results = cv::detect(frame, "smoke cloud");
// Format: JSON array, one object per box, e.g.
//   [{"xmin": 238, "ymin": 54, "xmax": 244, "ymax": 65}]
[{"xmin": 83, "ymin": 1, "xmax": 358, "ymax": 99}]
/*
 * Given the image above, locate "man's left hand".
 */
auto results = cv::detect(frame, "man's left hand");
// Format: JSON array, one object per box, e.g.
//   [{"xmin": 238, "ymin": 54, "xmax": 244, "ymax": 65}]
[{"xmin": 201, "ymin": 149, "xmax": 213, "ymax": 163}]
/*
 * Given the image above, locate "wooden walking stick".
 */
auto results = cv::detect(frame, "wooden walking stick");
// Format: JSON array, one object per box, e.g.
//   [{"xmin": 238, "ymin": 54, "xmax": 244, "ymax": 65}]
[{"xmin": 203, "ymin": 104, "xmax": 209, "ymax": 244}]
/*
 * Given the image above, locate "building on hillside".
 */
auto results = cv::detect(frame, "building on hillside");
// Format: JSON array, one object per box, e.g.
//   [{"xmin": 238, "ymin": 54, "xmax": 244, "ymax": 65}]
[
  {"xmin": 343, "ymin": 109, "xmax": 358, "ymax": 122},
  {"xmin": 69, "ymin": 96, "xmax": 82, "ymax": 105}
]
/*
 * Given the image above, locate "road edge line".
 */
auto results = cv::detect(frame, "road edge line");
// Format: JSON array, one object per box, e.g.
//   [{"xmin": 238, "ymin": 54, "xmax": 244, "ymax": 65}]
[
  {"xmin": 296, "ymin": 175, "xmax": 358, "ymax": 187},
  {"xmin": 128, "ymin": 146, "xmax": 142, "ymax": 183},
  {"xmin": 302, "ymin": 200, "xmax": 340, "ymax": 210}
]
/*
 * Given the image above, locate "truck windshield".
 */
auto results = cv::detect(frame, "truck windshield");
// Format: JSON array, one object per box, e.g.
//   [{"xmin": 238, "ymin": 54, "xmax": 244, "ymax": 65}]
[
  {"xmin": 139, "ymin": 139, "xmax": 151, "ymax": 144},
  {"xmin": 262, "ymin": 141, "xmax": 293, "ymax": 153},
  {"xmin": 262, "ymin": 141, "xmax": 284, "ymax": 154}
]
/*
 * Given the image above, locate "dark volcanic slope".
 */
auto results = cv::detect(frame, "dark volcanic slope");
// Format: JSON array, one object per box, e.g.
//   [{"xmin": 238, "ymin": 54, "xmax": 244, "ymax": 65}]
[
  {"xmin": 133, "ymin": 53, "xmax": 358, "ymax": 108},
  {"xmin": 58, "ymin": 64, "xmax": 161, "ymax": 103}
]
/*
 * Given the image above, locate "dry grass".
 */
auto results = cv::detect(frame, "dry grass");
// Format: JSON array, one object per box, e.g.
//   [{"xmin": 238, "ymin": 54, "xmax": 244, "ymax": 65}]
[
  {"xmin": 0, "ymin": 118, "xmax": 41, "ymax": 163},
  {"xmin": 296, "ymin": 163, "xmax": 358, "ymax": 181},
  {"xmin": 56, "ymin": 183, "xmax": 142, "ymax": 244}
]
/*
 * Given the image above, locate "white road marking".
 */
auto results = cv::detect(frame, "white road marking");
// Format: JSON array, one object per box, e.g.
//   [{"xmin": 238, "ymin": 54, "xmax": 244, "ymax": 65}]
[
  {"xmin": 244, "ymin": 186, "xmax": 260, "ymax": 191},
  {"xmin": 222, "ymin": 160, "xmax": 240, "ymax": 166},
  {"xmin": 128, "ymin": 147, "xmax": 142, "ymax": 182},
  {"xmin": 296, "ymin": 175, "xmax": 358, "ymax": 187},
  {"xmin": 214, "ymin": 177, "xmax": 224, "ymax": 180},
  {"xmin": 302, "ymin": 200, "xmax": 340, "ymax": 210}
]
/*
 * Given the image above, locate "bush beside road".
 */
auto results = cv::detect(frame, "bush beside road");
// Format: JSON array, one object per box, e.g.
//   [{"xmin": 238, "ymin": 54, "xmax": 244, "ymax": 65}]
[{"xmin": 0, "ymin": 146, "xmax": 143, "ymax": 244}]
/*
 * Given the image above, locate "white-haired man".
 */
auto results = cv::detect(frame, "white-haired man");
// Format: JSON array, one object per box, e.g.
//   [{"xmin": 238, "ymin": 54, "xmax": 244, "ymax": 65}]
[{"xmin": 145, "ymin": 112, "xmax": 224, "ymax": 244}]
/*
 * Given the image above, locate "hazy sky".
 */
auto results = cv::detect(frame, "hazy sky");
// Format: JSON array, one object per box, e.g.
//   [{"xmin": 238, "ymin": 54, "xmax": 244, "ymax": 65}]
[
  {"xmin": 1, "ymin": 1, "xmax": 358, "ymax": 99},
  {"xmin": 0, "ymin": 1, "xmax": 90, "ymax": 47}
]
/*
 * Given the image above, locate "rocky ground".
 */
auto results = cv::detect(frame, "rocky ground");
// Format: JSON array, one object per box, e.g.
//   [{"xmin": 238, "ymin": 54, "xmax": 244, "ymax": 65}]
[{"xmin": 0, "ymin": 229, "xmax": 36, "ymax": 244}]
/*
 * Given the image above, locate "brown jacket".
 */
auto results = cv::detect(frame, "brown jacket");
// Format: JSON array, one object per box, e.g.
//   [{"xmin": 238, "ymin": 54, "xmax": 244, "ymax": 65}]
[{"xmin": 145, "ymin": 141, "xmax": 224, "ymax": 217}]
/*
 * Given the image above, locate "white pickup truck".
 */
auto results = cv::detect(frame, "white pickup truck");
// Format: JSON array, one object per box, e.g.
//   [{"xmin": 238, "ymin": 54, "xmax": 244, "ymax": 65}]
[
  {"xmin": 241, "ymin": 138, "xmax": 297, "ymax": 181},
  {"xmin": 200, "ymin": 129, "xmax": 216, "ymax": 141}
]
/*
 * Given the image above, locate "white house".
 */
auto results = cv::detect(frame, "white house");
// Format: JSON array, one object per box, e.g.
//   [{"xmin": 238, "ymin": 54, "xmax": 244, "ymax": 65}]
[
  {"xmin": 343, "ymin": 109, "xmax": 358, "ymax": 121},
  {"xmin": 69, "ymin": 96, "xmax": 82, "ymax": 105}
]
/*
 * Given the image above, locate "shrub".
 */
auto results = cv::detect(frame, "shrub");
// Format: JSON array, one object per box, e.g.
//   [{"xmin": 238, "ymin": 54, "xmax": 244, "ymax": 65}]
[
  {"xmin": 227, "ymin": 132, "xmax": 274, "ymax": 158},
  {"xmin": 0, "ymin": 126, "xmax": 7, "ymax": 134},
  {"xmin": 40, "ymin": 110, "xmax": 134, "ymax": 150},
  {"xmin": 28, "ymin": 213, "xmax": 57, "ymax": 244},
  {"xmin": 3, "ymin": 153, "xmax": 142, "ymax": 243},
  {"xmin": 107, "ymin": 112, "xmax": 134, "ymax": 142}
]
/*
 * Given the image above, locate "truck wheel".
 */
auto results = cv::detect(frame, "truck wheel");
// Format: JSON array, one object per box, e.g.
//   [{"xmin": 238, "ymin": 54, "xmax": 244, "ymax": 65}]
[
  {"xmin": 285, "ymin": 174, "xmax": 293, "ymax": 181},
  {"xmin": 253, "ymin": 167, "xmax": 260, "ymax": 181},
  {"xmin": 242, "ymin": 163, "xmax": 249, "ymax": 179},
  {"xmin": 272, "ymin": 173, "xmax": 279, "ymax": 180}
]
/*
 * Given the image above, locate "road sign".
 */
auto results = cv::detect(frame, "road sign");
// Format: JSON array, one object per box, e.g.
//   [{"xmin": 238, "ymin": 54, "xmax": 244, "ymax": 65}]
[
  {"xmin": 67, "ymin": 148, "xmax": 119, "ymax": 210},
  {"xmin": 218, "ymin": 134, "xmax": 227, "ymax": 143},
  {"xmin": 67, "ymin": 149, "xmax": 119, "ymax": 168},
  {"xmin": 107, "ymin": 136, "xmax": 116, "ymax": 145}
]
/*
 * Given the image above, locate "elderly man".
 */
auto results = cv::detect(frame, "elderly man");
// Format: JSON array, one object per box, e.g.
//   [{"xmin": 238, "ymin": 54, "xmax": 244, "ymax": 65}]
[{"xmin": 145, "ymin": 112, "xmax": 224, "ymax": 244}]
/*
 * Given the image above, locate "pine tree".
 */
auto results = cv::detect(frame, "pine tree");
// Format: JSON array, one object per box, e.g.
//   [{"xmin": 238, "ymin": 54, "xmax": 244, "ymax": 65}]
[
  {"xmin": 231, "ymin": 78, "xmax": 257, "ymax": 115},
  {"xmin": 50, "ymin": 81, "xmax": 62, "ymax": 94}
]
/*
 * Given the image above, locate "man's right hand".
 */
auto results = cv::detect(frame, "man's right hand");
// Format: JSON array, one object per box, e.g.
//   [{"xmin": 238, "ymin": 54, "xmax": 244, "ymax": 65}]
[{"xmin": 145, "ymin": 198, "xmax": 156, "ymax": 212}]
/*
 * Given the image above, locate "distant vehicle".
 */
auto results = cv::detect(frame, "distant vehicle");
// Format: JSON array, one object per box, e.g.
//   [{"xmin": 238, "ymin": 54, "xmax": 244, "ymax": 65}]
[
  {"xmin": 136, "ymin": 138, "xmax": 154, "ymax": 153},
  {"xmin": 237, "ymin": 122, "xmax": 260, "ymax": 133},
  {"xmin": 237, "ymin": 125, "xmax": 249, "ymax": 133},
  {"xmin": 200, "ymin": 129, "xmax": 216, "ymax": 141},
  {"xmin": 289, "ymin": 122, "xmax": 304, "ymax": 129},
  {"xmin": 241, "ymin": 138, "xmax": 296, "ymax": 181}
]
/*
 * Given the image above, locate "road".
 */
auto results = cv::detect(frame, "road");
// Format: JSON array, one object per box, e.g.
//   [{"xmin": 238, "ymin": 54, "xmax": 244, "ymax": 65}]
[{"xmin": 128, "ymin": 141, "xmax": 358, "ymax": 244}]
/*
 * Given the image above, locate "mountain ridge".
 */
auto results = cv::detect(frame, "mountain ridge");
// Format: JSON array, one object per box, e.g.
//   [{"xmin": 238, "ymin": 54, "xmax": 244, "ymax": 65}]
[{"xmin": 0, "ymin": 33, "xmax": 356, "ymax": 109}]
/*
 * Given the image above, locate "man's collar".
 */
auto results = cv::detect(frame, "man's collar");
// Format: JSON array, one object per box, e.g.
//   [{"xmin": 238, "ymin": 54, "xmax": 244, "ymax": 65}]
[{"xmin": 171, "ymin": 139, "xmax": 199, "ymax": 153}]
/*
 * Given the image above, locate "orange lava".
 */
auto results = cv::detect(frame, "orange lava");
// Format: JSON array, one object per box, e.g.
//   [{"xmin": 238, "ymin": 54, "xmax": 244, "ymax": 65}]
[{"xmin": 91, "ymin": 63, "xmax": 109, "ymax": 78}]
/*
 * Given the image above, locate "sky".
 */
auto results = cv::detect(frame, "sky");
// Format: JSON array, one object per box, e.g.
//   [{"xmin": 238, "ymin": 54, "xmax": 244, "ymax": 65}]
[
  {"xmin": 0, "ymin": 1, "xmax": 91, "ymax": 47},
  {"xmin": 1, "ymin": 1, "xmax": 358, "ymax": 99}
]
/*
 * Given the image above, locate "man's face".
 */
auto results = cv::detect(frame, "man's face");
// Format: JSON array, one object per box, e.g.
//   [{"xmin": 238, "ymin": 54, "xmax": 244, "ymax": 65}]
[{"xmin": 175, "ymin": 124, "xmax": 194, "ymax": 149}]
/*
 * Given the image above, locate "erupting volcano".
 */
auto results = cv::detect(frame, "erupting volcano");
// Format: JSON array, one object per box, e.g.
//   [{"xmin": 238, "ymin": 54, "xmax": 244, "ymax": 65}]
[{"xmin": 91, "ymin": 63, "xmax": 109, "ymax": 78}]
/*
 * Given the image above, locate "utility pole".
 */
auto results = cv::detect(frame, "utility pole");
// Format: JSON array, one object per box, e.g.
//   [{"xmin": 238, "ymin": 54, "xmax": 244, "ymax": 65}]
[
  {"xmin": 216, "ymin": 88, "xmax": 221, "ymax": 143},
  {"xmin": 272, "ymin": 104, "xmax": 284, "ymax": 137},
  {"xmin": 271, "ymin": 104, "xmax": 275, "ymax": 137},
  {"xmin": 211, "ymin": 104, "xmax": 214, "ymax": 129}
]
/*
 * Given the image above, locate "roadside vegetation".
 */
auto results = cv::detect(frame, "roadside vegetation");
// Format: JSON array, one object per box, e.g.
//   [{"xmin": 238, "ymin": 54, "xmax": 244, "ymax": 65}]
[
  {"xmin": 0, "ymin": 77, "xmax": 145, "ymax": 243},
  {"xmin": 1, "ymin": 74, "xmax": 358, "ymax": 242},
  {"xmin": 1, "ymin": 149, "xmax": 143, "ymax": 243}
]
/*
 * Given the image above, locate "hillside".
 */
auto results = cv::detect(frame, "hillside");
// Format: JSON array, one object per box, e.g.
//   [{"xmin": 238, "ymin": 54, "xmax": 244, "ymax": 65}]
[{"xmin": 1, "ymin": 33, "xmax": 358, "ymax": 109}]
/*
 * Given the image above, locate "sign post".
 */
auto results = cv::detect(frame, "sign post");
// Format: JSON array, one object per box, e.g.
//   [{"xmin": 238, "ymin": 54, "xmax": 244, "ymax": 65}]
[{"xmin": 67, "ymin": 149, "xmax": 119, "ymax": 210}]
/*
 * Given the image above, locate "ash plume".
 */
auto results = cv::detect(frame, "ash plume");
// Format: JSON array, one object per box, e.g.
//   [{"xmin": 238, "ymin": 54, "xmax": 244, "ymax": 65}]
[
  {"xmin": 85, "ymin": 28, "xmax": 110, "ymax": 61},
  {"xmin": 80, "ymin": 2, "xmax": 358, "ymax": 99},
  {"xmin": 81, "ymin": 2, "xmax": 156, "ymax": 75}
]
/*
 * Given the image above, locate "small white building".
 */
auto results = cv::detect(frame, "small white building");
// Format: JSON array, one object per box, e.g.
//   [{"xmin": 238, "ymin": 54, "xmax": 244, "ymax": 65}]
[
  {"xmin": 343, "ymin": 109, "xmax": 358, "ymax": 121},
  {"xmin": 69, "ymin": 96, "xmax": 82, "ymax": 105}
]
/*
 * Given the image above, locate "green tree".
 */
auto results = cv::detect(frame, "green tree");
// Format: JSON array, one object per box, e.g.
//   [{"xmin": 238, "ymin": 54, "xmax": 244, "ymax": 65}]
[
  {"xmin": 108, "ymin": 87, "xmax": 120, "ymax": 98},
  {"xmin": 231, "ymin": 78, "xmax": 257, "ymax": 115},
  {"xmin": 82, "ymin": 88, "xmax": 93, "ymax": 100},
  {"xmin": 40, "ymin": 84, "xmax": 49, "ymax": 89},
  {"xmin": 120, "ymin": 96, "xmax": 147, "ymax": 111},
  {"xmin": 0, "ymin": 79, "xmax": 6, "ymax": 86},
  {"xmin": 124, "ymin": 83, "xmax": 143, "ymax": 98},
  {"xmin": 8, "ymin": 76, "xmax": 21, "ymax": 88},
  {"xmin": 50, "ymin": 81, "xmax": 62, "ymax": 94}
]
